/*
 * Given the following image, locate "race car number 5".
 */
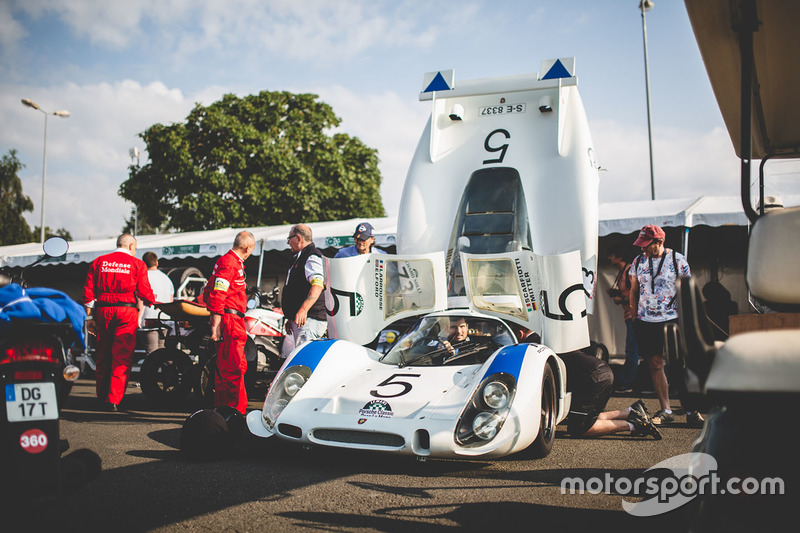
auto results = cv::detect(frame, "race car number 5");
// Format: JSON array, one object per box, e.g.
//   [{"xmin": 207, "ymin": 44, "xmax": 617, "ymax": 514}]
[
  {"xmin": 370, "ymin": 373, "xmax": 421, "ymax": 398},
  {"xmin": 20, "ymin": 429, "xmax": 48, "ymax": 454}
]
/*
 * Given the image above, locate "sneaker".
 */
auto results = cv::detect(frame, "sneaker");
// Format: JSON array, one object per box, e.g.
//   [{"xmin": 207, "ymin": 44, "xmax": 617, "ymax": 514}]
[
  {"xmin": 627, "ymin": 408, "xmax": 662, "ymax": 440},
  {"xmin": 629, "ymin": 399, "xmax": 650, "ymax": 418},
  {"xmin": 614, "ymin": 384, "xmax": 633, "ymax": 394},
  {"xmin": 686, "ymin": 411, "xmax": 705, "ymax": 428},
  {"xmin": 652, "ymin": 410, "xmax": 674, "ymax": 425}
]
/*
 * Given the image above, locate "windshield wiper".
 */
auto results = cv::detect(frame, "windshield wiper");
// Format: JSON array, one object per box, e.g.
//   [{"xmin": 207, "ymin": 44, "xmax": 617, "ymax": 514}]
[
  {"xmin": 441, "ymin": 343, "xmax": 490, "ymax": 365},
  {"xmin": 399, "ymin": 340, "xmax": 474, "ymax": 368}
]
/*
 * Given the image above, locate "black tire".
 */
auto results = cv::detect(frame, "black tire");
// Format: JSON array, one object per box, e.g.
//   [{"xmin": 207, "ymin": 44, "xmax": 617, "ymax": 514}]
[
  {"xmin": 167, "ymin": 266, "xmax": 205, "ymax": 300},
  {"xmin": 198, "ymin": 355, "xmax": 217, "ymax": 408},
  {"xmin": 528, "ymin": 363, "xmax": 557, "ymax": 458},
  {"xmin": 139, "ymin": 348, "xmax": 194, "ymax": 405}
]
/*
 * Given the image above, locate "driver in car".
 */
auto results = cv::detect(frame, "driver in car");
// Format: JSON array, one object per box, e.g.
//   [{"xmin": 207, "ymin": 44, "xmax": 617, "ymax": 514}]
[{"xmin": 442, "ymin": 317, "xmax": 470, "ymax": 356}]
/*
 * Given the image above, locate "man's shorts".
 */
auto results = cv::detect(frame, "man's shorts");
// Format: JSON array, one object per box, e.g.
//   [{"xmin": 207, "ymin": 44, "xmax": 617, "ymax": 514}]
[
  {"xmin": 558, "ymin": 350, "xmax": 614, "ymax": 436},
  {"xmin": 633, "ymin": 318, "xmax": 677, "ymax": 359}
]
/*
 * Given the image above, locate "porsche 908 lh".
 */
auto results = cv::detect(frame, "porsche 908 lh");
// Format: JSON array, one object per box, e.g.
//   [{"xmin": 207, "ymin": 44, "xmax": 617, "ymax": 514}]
[{"xmin": 246, "ymin": 311, "xmax": 570, "ymax": 459}]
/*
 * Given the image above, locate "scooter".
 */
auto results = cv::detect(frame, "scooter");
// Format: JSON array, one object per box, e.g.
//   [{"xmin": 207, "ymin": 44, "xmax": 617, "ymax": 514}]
[{"xmin": 0, "ymin": 237, "xmax": 87, "ymax": 505}]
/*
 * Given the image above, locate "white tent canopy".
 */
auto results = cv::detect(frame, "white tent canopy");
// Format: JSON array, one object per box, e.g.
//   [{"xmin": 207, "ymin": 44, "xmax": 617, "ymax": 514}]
[
  {"xmin": 0, "ymin": 217, "xmax": 397, "ymax": 268},
  {"xmin": 4, "ymin": 194, "xmax": 799, "ymax": 269},
  {"xmin": 599, "ymin": 195, "xmax": 798, "ymax": 236}
]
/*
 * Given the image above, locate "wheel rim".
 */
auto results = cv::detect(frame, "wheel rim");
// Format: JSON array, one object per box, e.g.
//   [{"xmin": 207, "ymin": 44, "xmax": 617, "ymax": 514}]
[{"xmin": 156, "ymin": 359, "xmax": 187, "ymax": 393}]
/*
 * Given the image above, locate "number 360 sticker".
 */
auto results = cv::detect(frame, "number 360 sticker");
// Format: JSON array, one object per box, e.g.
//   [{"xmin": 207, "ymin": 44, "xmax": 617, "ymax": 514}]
[{"xmin": 20, "ymin": 428, "xmax": 49, "ymax": 454}]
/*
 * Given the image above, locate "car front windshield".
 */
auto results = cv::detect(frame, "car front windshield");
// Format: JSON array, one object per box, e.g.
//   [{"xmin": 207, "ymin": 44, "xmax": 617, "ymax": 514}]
[{"xmin": 381, "ymin": 315, "xmax": 515, "ymax": 367}]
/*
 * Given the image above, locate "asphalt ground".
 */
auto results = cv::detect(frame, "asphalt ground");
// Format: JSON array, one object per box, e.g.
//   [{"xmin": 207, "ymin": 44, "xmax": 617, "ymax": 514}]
[{"xmin": 8, "ymin": 371, "xmax": 708, "ymax": 533}]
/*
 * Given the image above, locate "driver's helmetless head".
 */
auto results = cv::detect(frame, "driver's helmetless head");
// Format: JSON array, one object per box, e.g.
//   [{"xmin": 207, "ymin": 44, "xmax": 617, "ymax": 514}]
[{"xmin": 449, "ymin": 317, "xmax": 469, "ymax": 342}]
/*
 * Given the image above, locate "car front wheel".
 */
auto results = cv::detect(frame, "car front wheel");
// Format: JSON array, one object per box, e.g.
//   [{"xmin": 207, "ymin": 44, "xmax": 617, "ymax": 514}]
[{"xmin": 528, "ymin": 363, "xmax": 556, "ymax": 458}]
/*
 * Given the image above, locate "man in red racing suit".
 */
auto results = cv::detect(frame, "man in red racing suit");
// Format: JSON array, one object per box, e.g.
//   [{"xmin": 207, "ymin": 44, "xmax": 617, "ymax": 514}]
[
  {"xmin": 202, "ymin": 231, "xmax": 255, "ymax": 414},
  {"xmin": 84, "ymin": 234, "xmax": 156, "ymax": 411}
]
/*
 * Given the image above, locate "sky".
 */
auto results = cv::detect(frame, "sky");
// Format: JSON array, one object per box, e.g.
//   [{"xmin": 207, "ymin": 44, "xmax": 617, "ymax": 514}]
[{"xmin": 1, "ymin": 0, "xmax": 797, "ymax": 241}]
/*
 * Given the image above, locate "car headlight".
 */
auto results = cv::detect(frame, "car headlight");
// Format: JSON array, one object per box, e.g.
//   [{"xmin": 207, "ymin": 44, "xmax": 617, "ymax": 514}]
[
  {"xmin": 455, "ymin": 373, "xmax": 517, "ymax": 447},
  {"xmin": 283, "ymin": 372, "xmax": 306, "ymax": 396},
  {"xmin": 483, "ymin": 380, "xmax": 510, "ymax": 409},
  {"xmin": 473, "ymin": 412, "xmax": 502, "ymax": 440},
  {"xmin": 268, "ymin": 398, "xmax": 289, "ymax": 422},
  {"xmin": 261, "ymin": 365, "xmax": 311, "ymax": 429}
]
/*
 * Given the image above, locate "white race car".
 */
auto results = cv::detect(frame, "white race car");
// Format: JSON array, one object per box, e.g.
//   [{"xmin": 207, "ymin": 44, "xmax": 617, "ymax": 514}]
[
  {"xmin": 246, "ymin": 310, "xmax": 570, "ymax": 459},
  {"xmin": 247, "ymin": 63, "xmax": 601, "ymax": 460}
]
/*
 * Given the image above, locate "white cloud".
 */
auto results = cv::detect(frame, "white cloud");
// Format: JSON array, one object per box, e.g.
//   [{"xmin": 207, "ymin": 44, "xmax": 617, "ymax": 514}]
[
  {"xmin": 250, "ymin": 1, "xmax": 441, "ymax": 63},
  {"xmin": 2, "ymin": 78, "xmax": 428, "ymax": 240},
  {"xmin": 592, "ymin": 119, "xmax": 740, "ymax": 203},
  {"xmin": 1, "ymin": 79, "xmax": 201, "ymax": 240},
  {"xmin": 15, "ymin": 0, "xmax": 147, "ymax": 48},
  {"xmin": 10, "ymin": 0, "xmax": 442, "ymax": 64},
  {"xmin": 316, "ymin": 85, "xmax": 430, "ymax": 217},
  {"xmin": 0, "ymin": 2, "xmax": 27, "ymax": 50}
]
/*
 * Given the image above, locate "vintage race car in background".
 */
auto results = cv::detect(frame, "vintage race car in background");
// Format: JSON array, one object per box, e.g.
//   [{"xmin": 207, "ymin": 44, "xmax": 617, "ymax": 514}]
[{"xmin": 246, "ymin": 310, "xmax": 569, "ymax": 459}]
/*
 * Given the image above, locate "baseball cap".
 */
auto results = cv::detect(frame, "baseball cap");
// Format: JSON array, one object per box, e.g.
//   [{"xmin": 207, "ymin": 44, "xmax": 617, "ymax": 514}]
[
  {"xmin": 353, "ymin": 222, "xmax": 374, "ymax": 240},
  {"xmin": 633, "ymin": 224, "xmax": 666, "ymax": 247}
]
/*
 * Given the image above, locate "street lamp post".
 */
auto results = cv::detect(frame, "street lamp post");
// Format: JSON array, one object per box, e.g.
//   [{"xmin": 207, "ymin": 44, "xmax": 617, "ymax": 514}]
[
  {"xmin": 21, "ymin": 98, "xmax": 70, "ymax": 243},
  {"xmin": 129, "ymin": 147, "xmax": 140, "ymax": 236},
  {"xmin": 639, "ymin": 0, "xmax": 656, "ymax": 200}
]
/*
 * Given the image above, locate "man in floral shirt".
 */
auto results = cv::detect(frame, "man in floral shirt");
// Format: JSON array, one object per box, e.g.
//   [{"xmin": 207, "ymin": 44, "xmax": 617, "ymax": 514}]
[{"xmin": 630, "ymin": 225, "xmax": 703, "ymax": 427}]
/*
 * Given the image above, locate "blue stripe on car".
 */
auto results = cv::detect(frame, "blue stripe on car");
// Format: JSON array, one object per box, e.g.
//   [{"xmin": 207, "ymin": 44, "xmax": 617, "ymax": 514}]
[
  {"xmin": 482, "ymin": 344, "xmax": 527, "ymax": 380},
  {"xmin": 289, "ymin": 339, "xmax": 337, "ymax": 373}
]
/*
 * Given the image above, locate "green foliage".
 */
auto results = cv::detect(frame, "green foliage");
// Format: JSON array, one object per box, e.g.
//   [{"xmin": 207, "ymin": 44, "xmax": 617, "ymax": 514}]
[
  {"xmin": 121, "ymin": 205, "xmax": 164, "ymax": 236},
  {"xmin": 120, "ymin": 91, "xmax": 385, "ymax": 232},
  {"xmin": 0, "ymin": 150, "xmax": 35, "ymax": 245},
  {"xmin": 33, "ymin": 226, "xmax": 73, "ymax": 241}
]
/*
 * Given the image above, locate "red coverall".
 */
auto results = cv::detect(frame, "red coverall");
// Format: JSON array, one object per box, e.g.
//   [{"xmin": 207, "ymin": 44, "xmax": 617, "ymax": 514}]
[
  {"xmin": 84, "ymin": 250, "xmax": 155, "ymax": 406},
  {"xmin": 202, "ymin": 249, "xmax": 248, "ymax": 414}
]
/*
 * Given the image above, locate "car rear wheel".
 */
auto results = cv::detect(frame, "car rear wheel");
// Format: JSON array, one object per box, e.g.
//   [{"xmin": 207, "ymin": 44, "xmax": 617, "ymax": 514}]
[{"xmin": 528, "ymin": 363, "xmax": 556, "ymax": 458}]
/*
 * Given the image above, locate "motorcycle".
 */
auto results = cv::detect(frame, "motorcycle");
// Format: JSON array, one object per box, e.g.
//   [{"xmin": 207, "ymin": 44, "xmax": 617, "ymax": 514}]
[
  {"xmin": 198, "ymin": 287, "xmax": 285, "ymax": 403},
  {"xmin": 138, "ymin": 286, "xmax": 285, "ymax": 407},
  {"xmin": 0, "ymin": 237, "xmax": 86, "ymax": 505},
  {"xmin": 243, "ymin": 286, "xmax": 285, "ymax": 394},
  {"xmin": 244, "ymin": 286, "xmax": 284, "ymax": 364},
  {"xmin": 137, "ymin": 300, "xmax": 216, "ymax": 406}
]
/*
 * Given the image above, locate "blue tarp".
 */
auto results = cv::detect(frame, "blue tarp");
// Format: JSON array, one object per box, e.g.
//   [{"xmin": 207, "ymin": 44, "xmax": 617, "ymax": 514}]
[{"xmin": 0, "ymin": 283, "xmax": 86, "ymax": 347}]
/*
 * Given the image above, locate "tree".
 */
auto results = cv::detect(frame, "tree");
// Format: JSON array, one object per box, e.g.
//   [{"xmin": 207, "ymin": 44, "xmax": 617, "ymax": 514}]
[
  {"xmin": 119, "ymin": 91, "xmax": 385, "ymax": 232},
  {"xmin": 0, "ymin": 150, "xmax": 35, "ymax": 246},
  {"xmin": 33, "ymin": 226, "xmax": 73, "ymax": 242},
  {"xmin": 121, "ymin": 205, "xmax": 161, "ymax": 236}
]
